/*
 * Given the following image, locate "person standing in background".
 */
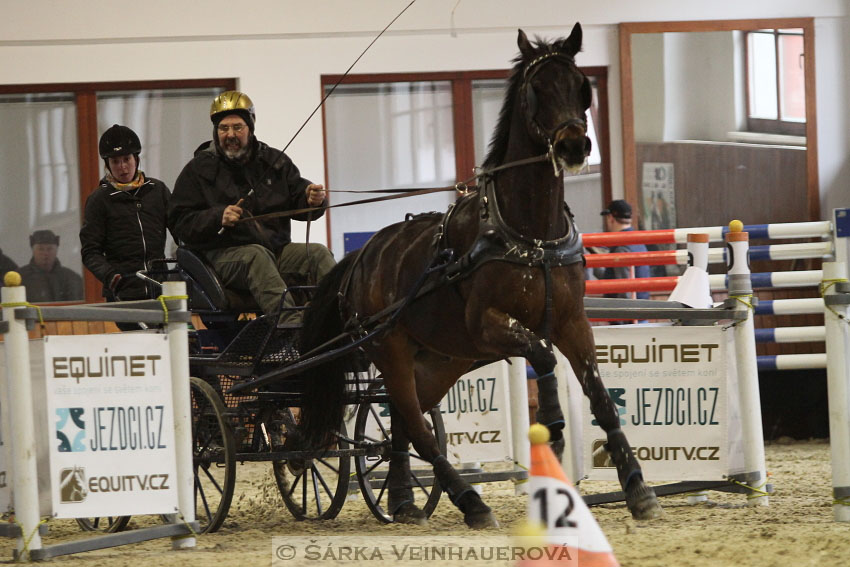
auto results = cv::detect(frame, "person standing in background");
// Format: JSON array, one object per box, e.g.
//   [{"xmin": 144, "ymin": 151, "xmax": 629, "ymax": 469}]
[
  {"xmin": 591, "ymin": 199, "xmax": 650, "ymax": 300},
  {"xmin": 19, "ymin": 230, "xmax": 83, "ymax": 302},
  {"xmin": 80, "ymin": 124, "xmax": 171, "ymax": 329}
]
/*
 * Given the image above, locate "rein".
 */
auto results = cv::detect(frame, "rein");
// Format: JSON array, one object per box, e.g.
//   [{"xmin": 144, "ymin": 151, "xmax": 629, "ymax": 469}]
[{"xmin": 233, "ymin": 152, "xmax": 550, "ymax": 225}]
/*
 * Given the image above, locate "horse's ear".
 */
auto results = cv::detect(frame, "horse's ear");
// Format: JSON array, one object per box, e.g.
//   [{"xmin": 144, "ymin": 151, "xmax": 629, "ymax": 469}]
[
  {"xmin": 564, "ymin": 22, "xmax": 583, "ymax": 55},
  {"xmin": 517, "ymin": 29, "xmax": 534, "ymax": 59}
]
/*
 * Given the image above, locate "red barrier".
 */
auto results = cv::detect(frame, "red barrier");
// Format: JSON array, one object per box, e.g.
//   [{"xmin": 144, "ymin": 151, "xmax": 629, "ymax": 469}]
[
  {"xmin": 582, "ymin": 229, "xmax": 676, "ymax": 247},
  {"xmin": 585, "ymin": 276, "xmax": 679, "ymax": 294},
  {"xmin": 584, "ymin": 250, "xmax": 679, "ymax": 268}
]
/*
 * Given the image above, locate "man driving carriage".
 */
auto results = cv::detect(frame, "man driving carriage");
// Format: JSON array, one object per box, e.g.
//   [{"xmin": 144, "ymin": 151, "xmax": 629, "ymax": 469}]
[{"xmin": 167, "ymin": 90, "xmax": 335, "ymax": 326}]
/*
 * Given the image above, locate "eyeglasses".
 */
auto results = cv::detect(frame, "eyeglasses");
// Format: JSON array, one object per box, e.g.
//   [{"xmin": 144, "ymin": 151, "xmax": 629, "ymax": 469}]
[{"xmin": 217, "ymin": 123, "xmax": 248, "ymax": 134}]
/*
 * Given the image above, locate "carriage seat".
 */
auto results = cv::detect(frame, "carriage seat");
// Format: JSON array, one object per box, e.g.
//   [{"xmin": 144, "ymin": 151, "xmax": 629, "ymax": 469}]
[{"xmin": 175, "ymin": 247, "xmax": 260, "ymax": 313}]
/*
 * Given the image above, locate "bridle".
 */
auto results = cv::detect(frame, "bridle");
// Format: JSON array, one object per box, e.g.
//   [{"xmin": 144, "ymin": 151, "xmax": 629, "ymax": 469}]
[{"xmin": 520, "ymin": 51, "xmax": 590, "ymax": 175}]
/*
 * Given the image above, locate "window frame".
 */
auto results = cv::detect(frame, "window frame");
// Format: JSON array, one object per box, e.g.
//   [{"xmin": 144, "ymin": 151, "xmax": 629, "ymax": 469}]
[
  {"xmin": 0, "ymin": 78, "xmax": 236, "ymax": 303},
  {"xmin": 319, "ymin": 67, "xmax": 610, "ymax": 247},
  {"xmin": 744, "ymin": 28, "xmax": 806, "ymax": 136}
]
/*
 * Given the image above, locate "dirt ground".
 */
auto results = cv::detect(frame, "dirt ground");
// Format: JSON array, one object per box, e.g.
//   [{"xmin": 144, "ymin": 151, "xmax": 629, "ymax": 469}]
[{"xmin": 4, "ymin": 439, "xmax": 849, "ymax": 566}]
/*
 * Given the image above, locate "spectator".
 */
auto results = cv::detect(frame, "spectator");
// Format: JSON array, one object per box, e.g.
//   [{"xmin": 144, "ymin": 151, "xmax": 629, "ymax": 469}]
[
  {"xmin": 168, "ymin": 90, "xmax": 335, "ymax": 326},
  {"xmin": 19, "ymin": 230, "xmax": 84, "ymax": 302},
  {"xmin": 591, "ymin": 199, "xmax": 650, "ymax": 300},
  {"xmin": 80, "ymin": 124, "xmax": 171, "ymax": 330},
  {"xmin": 0, "ymin": 248, "xmax": 17, "ymax": 282}
]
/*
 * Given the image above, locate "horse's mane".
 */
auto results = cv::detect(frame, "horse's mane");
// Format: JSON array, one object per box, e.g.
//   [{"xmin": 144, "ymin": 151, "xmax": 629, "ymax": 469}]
[{"xmin": 482, "ymin": 36, "xmax": 577, "ymax": 170}]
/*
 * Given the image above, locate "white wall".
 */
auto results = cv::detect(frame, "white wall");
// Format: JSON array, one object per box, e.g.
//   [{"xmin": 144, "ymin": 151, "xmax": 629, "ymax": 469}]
[{"xmin": 1, "ymin": 0, "xmax": 848, "ymax": 242}]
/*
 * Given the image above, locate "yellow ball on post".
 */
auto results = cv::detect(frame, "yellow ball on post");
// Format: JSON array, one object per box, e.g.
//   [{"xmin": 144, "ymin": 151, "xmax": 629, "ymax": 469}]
[
  {"xmin": 3, "ymin": 271, "xmax": 22, "ymax": 287},
  {"xmin": 728, "ymin": 219, "xmax": 744, "ymax": 233},
  {"xmin": 528, "ymin": 423, "xmax": 550, "ymax": 445}
]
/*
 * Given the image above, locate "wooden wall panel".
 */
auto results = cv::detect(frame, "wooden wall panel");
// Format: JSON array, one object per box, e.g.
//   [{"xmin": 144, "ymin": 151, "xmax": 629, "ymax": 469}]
[{"xmin": 636, "ymin": 141, "xmax": 807, "ymax": 228}]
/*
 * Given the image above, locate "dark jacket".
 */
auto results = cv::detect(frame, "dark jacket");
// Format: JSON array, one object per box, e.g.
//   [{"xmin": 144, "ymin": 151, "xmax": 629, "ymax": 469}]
[
  {"xmin": 592, "ymin": 227, "xmax": 650, "ymax": 300},
  {"xmin": 0, "ymin": 249, "xmax": 17, "ymax": 280},
  {"xmin": 19, "ymin": 259, "xmax": 83, "ymax": 302},
  {"xmin": 167, "ymin": 140, "xmax": 324, "ymax": 255},
  {"xmin": 80, "ymin": 176, "xmax": 171, "ymax": 300}
]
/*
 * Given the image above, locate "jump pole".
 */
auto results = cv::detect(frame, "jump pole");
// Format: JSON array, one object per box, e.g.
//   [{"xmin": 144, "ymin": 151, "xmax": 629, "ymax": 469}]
[
  {"xmin": 163, "ymin": 281, "xmax": 196, "ymax": 549},
  {"xmin": 508, "ymin": 357, "xmax": 530, "ymax": 495},
  {"xmin": 824, "ymin": 209, "xmax": 850, "ymax": 522},
  {"xmin": 726, "ymin": 222, "xmax": 768, "ymax": 506},
  {"xmin": 1, "ymin": 276, "xmax": 42, "ymax": 559}
]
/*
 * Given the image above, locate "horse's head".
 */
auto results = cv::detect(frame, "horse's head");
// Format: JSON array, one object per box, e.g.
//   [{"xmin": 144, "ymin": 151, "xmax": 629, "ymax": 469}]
[{"xmin": 517, "ymin": 23, "xmax": 591, "ymax": 172}]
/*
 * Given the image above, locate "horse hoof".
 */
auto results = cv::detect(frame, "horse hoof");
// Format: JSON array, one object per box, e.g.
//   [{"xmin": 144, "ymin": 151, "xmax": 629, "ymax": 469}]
[
  {"xmin": 550, "ymin": 437, "xmax": 565, "ymax": 462},
  {"xmin": 626, "ymin": 481, "xmax": 663, "ymax": 520},
  {"xmin": 465, "ymin": 511, "xmax": 500, "ymax": 529},
  {"xmin": 392, "ymin": 502, "xmax": 428, "ymax": 526}
]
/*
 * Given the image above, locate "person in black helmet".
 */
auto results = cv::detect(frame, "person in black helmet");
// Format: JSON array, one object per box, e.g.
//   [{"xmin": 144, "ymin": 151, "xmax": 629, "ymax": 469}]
[
  {"xmin": 168, "ymin": 90, "xmax": 335, "ymax": 326},
  {"xmin": 80, "ymin": 124, "xmax": 171, "ymax": 329}
]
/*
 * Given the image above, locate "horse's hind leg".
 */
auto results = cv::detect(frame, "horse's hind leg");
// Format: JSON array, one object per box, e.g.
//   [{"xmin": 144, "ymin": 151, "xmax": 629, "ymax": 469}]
[
  {"xmin": 386, "ymin": 406, "xmax": 427, "ymax": 525},
  {"xmin": 375, "ymin": 342, "xmax": 498, "ymax": 529},
  {"xmin": 557, "ymin": 319, "xmax": 662, "ymax": 520}
]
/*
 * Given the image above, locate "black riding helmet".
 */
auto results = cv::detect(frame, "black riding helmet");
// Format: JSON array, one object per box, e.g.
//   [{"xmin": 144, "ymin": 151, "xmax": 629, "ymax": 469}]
[{"xmin": 98, "ymin": 124, "xmax": 141, "ymax": 175}]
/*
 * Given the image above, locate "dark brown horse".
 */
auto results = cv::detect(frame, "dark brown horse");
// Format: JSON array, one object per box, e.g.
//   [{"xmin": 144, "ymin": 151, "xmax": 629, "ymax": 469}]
[{"xmin": 300, "ymin": 24, "xmax": 661, "ymax": 527}]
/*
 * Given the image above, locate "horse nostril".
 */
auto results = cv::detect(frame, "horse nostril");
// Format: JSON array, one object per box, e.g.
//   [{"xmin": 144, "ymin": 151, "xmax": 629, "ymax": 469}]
[{"xmin": 554, "ymin": 123, "xmax": 586, "ymax": 143}]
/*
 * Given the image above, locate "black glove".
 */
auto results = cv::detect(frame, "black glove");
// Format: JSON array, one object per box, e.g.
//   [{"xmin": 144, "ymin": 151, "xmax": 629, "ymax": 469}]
[{"xmin": 108, "ymin": 273, "xmax": 124, "ymax": 300}]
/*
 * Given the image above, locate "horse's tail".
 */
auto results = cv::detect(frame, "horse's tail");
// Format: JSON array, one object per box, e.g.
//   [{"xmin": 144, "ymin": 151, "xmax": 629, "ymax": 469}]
[{"xmin": 298, "ymin": 252, "xmax": 358, "ymax": 448}]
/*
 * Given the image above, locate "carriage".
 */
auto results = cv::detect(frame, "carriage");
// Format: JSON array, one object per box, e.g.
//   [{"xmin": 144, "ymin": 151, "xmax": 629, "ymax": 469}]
[
  {"xmin": 82, "ymin": 247, "xmax": 449, "ymax": 535},
  {"xmin": 85, "ymin": 22, "xmax": 660, "ymax": 534}
]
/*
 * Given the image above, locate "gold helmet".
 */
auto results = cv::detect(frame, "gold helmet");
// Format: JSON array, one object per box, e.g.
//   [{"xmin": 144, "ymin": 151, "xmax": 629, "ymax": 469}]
[{"xmin": 210, "ymin": 90, "xmax": 256, "ymax": 129}]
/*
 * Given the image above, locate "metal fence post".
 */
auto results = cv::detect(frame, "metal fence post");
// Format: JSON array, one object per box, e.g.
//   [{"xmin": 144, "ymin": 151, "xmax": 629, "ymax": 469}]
[
  {"xmin": 1, "ymin": 279, "xmax": 42, "ymax": 558},
  {"xmin": 163, "ymin": 281, "xmax": 196, "ymax": 549}
]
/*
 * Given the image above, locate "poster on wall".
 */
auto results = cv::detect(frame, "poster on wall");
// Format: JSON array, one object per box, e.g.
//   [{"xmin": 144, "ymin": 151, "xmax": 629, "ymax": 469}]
[{"xmin": 642, "ymin": 162, "xmax": 676, "ymax": 231}]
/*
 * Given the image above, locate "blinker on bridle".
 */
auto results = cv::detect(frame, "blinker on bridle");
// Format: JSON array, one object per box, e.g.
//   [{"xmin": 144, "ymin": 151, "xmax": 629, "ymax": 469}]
[{"xmin": 521, "ymin": 51, "xmax": 590, "ymax": 176}]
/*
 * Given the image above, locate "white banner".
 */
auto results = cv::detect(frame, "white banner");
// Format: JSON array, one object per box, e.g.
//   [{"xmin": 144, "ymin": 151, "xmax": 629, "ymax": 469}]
[
  {"xmin": 439, "ymin": 361, "xmax": 513, "ymax": 464},
  {"xmin": 583, "ymin": 325, "xmax": 731, "ymax": 481},
  {"xmin": 353, "ymin": 361, "xmax": 513, "ymax": 466},
  {"xmin": 44, "ymin": 334, "xmax": 178, "ymax": 518}
]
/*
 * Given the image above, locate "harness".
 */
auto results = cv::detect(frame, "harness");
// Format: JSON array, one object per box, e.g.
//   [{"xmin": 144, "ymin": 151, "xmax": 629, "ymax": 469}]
[{"xmin": 438, "ymin": 177, "xmax": 583, "ymax": 284}]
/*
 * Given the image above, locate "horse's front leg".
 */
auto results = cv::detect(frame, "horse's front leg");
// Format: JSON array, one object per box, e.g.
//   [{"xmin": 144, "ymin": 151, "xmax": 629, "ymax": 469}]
[
  {"xmin": 468, "ymin": 306, "xmax": 565, "ymax": 441},
  {"xmin": 554, "ymin": 315, "xmax": 662, "ymax": 520}
]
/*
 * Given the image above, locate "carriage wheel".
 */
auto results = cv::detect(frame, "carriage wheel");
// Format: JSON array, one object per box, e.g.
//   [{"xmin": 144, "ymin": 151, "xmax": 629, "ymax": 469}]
[
  {"xmin": 75, "ymin": 515, "xmax": 131, "ymax": 532},
  {"xmin": 353, "ymin": 394, "xmax": 446, "ymax": 523},
  {"xmin": 190, "ymin": 376, "xmax": 236, "ymax": 533},
  {"xmin": 263, "ymin": 408, "xmax": 351, "ymax": 520}
]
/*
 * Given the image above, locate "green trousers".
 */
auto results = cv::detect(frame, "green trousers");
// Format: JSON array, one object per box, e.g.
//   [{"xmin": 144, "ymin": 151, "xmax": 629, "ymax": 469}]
[{"xmin": 204, "ymin": 242, "xmax": 335, "ymax": 315}]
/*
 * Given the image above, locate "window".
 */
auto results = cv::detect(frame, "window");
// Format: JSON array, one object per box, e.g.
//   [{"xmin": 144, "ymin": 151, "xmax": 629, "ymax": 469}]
[
  {"xmin": 0, "ymin": 79, "xmax": 235, "ymax": 303},
  {"xmin": 745, "ymin": 29, "xmax": 806, "ymax": 136},
  {"xmin": 321, "ymin": 68, "xmax": 609, "ymax": 256}
]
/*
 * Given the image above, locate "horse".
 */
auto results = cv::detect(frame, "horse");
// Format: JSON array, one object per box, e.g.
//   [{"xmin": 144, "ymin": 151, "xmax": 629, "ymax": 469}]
[{"xmin": 299, "ymin": 23, "xmax": 661, "ymax": 528}]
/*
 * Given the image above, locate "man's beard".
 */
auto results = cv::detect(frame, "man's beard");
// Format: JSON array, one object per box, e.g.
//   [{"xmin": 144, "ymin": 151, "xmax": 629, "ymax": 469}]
[{"xmin": 222, "ymin": 140, "xmax": 249, "ymax": 161}]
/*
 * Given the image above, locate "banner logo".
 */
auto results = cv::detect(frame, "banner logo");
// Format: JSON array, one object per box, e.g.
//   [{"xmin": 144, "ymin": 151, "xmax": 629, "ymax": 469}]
[
  {"xmin": 56, "ymin": 407, "xmax": 86, "ymax": 452},
  {"xmin": 59, "ymin": 466, "xmax": 88, "ymax": 503}
]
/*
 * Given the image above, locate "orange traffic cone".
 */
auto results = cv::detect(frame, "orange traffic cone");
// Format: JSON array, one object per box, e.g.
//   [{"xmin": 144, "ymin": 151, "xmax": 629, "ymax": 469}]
[{"xmin": 518, "ymin": 424, "xmax": 620, "ymax": 567}]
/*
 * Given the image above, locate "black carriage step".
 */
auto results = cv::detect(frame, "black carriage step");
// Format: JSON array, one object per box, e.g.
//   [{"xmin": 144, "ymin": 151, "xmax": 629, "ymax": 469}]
[
  {"xmin": 353, "ymin": 468, "xmax": 528, "ymax": 491},
  {"xmin": 580, "ymin": 479, "xmax": 774, "ymax": 506}
]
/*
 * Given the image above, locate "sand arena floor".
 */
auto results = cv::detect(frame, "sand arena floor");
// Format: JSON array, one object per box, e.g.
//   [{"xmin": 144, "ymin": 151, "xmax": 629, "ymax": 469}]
[{"xmin": 3, "ymin": 439, "xmax": 848, "ymax": 566}]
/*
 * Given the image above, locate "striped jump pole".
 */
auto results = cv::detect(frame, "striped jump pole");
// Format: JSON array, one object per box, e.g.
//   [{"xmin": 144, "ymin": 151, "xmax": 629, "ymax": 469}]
[
  {"xmin": 583, "ymin": 241, "xmax": 833, "ymax": 269},
  {"xmin": 726, "ymin": 221, "xmax": 769, "ymax": 506},
  {"xmin": 824, "ymin": 208, "xmax": 850, "ymax": 522},
  {"xmin": 585, "ymin": 270, "xmax": 824, "ymax": 296},
  {"xmin": 581, "ymin": 220, "xmax": 832, "ymax": 248}
]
